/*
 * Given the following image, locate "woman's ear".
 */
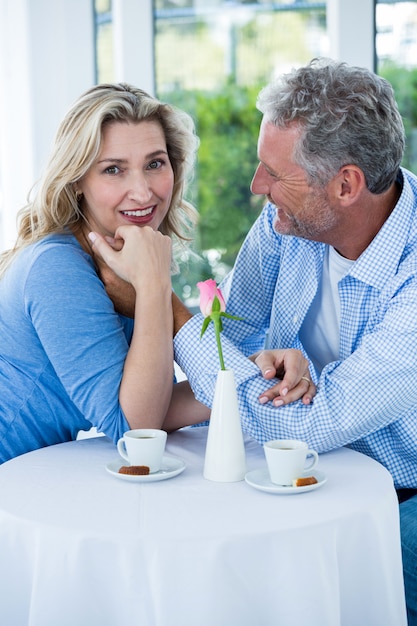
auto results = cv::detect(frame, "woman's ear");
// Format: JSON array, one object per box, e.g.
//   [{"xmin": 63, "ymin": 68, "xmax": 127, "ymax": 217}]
[{"xmin": 73, "ymin": 185, "xmax": 83, "ymax": 200}]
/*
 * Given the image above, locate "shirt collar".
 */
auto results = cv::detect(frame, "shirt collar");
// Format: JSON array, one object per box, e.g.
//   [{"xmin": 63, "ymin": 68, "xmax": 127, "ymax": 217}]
[{"xmin": 346, "ymin": 168, "xmax": 416, "ymax": 290}]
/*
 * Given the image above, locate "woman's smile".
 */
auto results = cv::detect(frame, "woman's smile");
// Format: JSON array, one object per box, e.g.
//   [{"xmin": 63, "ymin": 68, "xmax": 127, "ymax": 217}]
[{"xmin": 120, "ymin": 205, "xmax": 156, "ymax": 224}]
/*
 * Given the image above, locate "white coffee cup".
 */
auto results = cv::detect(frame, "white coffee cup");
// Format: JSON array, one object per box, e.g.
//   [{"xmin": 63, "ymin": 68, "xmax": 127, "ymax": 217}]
[
  {"xmin": 263, "ymin": 439, "xmax": 319, "ymax": 486},
  {"xmin": 117, "ymin": 429, "xmax": 167, "ymax": 473}
]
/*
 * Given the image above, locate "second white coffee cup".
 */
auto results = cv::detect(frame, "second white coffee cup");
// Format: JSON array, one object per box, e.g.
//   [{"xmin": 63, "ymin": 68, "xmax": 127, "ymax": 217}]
[
  {"xmin": 263, "ymin": 439, "xmax": 319, "ymax": 486},
  {"xmin": 117, "ymin": 428, "xmax": 167, "ymax": 473}
]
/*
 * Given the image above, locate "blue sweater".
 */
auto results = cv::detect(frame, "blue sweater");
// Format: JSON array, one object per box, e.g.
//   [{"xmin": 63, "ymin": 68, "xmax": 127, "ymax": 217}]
[{"xmin": 0, "ymin": 233, "xmax": 132, "ymax": 462}]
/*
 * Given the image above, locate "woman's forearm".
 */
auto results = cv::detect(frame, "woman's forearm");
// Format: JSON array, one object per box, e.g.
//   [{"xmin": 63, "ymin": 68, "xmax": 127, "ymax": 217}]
[
  {"xmin": 119, "ymin": 285, "xmax": 174, "ymax": 429},
  {"xmin": 162, "ymin": 380, "xmax": 210, "ymax": 432}
]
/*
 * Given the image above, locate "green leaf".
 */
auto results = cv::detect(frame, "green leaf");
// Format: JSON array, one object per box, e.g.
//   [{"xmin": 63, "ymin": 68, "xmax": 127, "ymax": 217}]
[
  {"xmin": 200, "ymin": 316, "xmax": 211, "ymax": 338},
  {"xmin": 220, "ymin": 312, "xmax": 244, "ymax": 322},
  {"xmin": 211, "ymin": 296, "xmax": 221, "ymax": 313}
]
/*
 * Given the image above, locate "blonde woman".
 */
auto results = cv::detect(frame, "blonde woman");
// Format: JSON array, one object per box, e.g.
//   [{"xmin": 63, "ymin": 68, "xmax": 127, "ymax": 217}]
[{"xmin": 0, "ymin": 83, "xmax": 200, "ymax": 462}]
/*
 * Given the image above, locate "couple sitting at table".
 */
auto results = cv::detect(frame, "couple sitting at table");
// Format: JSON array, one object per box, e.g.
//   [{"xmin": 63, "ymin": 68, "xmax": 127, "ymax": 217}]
[{"xmin": 0, "ymin": 58, "xmax": 416, "ymax": 623}]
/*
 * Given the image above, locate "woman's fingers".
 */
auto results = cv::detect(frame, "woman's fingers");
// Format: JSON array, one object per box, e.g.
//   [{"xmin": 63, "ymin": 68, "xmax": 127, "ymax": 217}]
[
  {"xmin": 88, "ymin": 231, "xmax": 121, "ymax": 268},
  {"xmin": 88, "ymin": 226, "xmax": 172, "ymax": 289}
]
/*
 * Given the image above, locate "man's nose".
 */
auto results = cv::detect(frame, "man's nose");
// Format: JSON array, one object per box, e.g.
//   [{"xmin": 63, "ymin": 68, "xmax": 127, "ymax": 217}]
[{"xmin": 250, "ymin": 163, "xmax": 269, "ymax": 195}]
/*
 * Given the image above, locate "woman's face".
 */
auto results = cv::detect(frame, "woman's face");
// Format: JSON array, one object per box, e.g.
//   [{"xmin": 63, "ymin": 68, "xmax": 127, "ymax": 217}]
[{"xmin": 77, "ymin": 120, "xmax": 174, "ymax": 237}]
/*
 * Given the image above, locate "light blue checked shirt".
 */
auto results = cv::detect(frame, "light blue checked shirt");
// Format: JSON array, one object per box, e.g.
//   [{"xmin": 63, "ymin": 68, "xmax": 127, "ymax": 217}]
[{"xmin": 175, "ymin": 167, "xmax": 417, "ymax": 488}]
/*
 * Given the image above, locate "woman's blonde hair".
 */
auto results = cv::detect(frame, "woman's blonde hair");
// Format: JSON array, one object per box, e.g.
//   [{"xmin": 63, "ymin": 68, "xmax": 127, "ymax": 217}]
[{"xmin": 0, "ymin": 83, "xmax": 199, "ymax": 277}]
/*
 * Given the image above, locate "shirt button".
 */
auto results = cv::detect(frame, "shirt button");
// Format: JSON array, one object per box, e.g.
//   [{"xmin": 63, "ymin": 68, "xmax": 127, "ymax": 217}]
[{"xmin": 293, "ymin": 315, "xmax": 298, "ymax": 324}]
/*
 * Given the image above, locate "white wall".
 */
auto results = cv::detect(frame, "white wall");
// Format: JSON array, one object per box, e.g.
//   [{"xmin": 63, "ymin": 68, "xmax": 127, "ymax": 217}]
[
  {"xmin": 113, "ymin": 0, "xmax": 155, "ymax": 94},
  {"xmin": 0, "ymin": 0, "xmax": 95, "ymax": 250},
  {"xmin": 327, "ymin": 0, "xmax": 375, "ymax": 70}
]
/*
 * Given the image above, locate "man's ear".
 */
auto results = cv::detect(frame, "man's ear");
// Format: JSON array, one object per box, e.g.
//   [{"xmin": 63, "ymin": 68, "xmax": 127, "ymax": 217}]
[{"xmin": 330, "ymin": 165, "xmax": 366, "ymax": 204}]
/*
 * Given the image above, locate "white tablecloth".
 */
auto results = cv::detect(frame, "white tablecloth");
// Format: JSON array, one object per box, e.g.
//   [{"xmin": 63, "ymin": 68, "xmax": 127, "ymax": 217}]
[{"xmin": 0, "ymin": 427, "xmax": 407, "ymax": 626}]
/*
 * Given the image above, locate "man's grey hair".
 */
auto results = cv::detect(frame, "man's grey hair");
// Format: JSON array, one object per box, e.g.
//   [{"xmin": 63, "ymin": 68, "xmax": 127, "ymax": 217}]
[{"xmin": 257, "ymin": 57, "xmax": 405, "ymax": 193}]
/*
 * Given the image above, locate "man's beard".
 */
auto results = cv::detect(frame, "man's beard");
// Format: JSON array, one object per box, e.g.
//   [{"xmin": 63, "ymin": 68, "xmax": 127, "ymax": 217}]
[{"xmin": 272, "ymin": 188, "xmax": 337, "ymax": 241}]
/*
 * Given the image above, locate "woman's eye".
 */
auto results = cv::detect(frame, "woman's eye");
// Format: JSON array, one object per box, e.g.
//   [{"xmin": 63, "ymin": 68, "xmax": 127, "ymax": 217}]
[
  {"xmin": 147, "ymin": 159, "xmax": 163, "ymax": 170},
  {"xmin": 104, "ymin": 165, "xmax": 120, "ymax": 175}
]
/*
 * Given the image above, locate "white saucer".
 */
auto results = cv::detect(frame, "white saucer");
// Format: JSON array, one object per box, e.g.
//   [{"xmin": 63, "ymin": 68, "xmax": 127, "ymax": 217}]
[
  {"xmin": 245, "ymin": 468, "xmax": 327, "ymax": 494},
  {"xmin": 106, "ymin": 455, "xmax": 186, "ymax": 483}
]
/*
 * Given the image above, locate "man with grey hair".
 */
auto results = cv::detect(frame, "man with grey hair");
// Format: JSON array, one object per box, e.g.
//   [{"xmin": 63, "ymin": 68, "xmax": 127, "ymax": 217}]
[{"xmin": 171, "ymin": 58, "xmax": 417, "ymax": 623}]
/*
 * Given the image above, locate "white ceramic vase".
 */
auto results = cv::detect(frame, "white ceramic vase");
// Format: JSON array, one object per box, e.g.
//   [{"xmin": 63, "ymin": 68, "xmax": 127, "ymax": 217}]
[{"xmin": 203, "ymin": 369, "xmax": 247, "ymax": 482}]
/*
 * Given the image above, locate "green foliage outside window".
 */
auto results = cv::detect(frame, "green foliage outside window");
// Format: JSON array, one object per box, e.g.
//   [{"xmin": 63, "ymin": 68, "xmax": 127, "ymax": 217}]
[
  {"xmin": 379, "ymin": 62, "xmax": 417, "ymax": 173},
  {"xmin": 166, "ymin": 82, "xmax": 265, "ymax": 304}
]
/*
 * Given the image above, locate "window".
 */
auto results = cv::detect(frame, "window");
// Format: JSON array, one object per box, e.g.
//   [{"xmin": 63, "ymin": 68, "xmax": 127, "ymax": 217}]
[
  {"xmin": 376, "ymin": 1, "xmax": 417, "ymax": 172},
  {"xmin": 153, "ymin": 1, "xmax": 327, "ymax": 303},
  {"xmin": 94, "ymin": 0, "xmax": 417, "ymax": 303},
  {"xmin": 94, "ymin": 0, "xmax": 114, "ymax": 82}
]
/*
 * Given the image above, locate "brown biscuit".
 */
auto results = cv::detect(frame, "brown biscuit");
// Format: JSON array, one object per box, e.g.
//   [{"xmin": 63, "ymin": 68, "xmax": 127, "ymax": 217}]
[
  {"xmin": 292, "ymin": 476, "xmax": 318, "ymax": 487},
  {"xmin": 119, "ymin": 465, "xmax": 150, "ymax": 475}
]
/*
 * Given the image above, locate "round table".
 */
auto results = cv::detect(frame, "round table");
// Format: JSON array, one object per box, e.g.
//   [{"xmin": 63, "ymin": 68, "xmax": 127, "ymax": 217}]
[{"xmin": 0, "ymin": 427, "xmax": 407, "ymax": 626}]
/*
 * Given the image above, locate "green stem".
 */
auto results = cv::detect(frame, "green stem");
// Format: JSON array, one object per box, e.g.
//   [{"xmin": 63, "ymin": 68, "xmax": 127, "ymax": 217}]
[{"xmin": 213, "ymin": 315, "xmax": 226, "ymax": 370}]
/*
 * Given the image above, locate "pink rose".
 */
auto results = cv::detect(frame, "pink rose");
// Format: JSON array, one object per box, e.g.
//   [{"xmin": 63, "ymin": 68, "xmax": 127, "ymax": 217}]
[
  {"xmin": 197, "ymin": 279, "xmax": 226, "ymax": 317},
  {"xmin": 197, "ymin": 278, "xmax": 242, "ymax": 370}
]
